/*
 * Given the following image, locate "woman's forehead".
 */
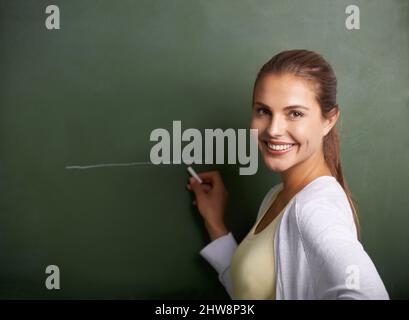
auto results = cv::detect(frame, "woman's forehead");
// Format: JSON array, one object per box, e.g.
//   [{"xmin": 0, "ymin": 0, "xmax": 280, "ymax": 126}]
[{"xmin": 254, "ymin": 74, "xmax": 319, "ymax": 109}]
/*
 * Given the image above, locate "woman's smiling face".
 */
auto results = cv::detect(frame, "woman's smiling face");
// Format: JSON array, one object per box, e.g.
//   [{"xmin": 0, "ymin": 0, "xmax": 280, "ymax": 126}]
[{"xmin": 251, "ymin": 73, "xmax": 335, "ymax": 173}]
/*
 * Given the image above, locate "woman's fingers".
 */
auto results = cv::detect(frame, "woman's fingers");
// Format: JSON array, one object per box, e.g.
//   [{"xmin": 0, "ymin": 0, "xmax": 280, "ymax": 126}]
[
  {"xmin": 186, "ymin": 170, "xmax": 223, "ymax": 187},
  {"xmin": 202, "ymin": 183, "xmax": 212, "ymax": 192},
  {"xmin": 186, "ymin": 182, "xmax": 212, "ymax": 193},
  {"xmin": 197, "ymin": 170, "xmax": 222, "ymax": 184}
]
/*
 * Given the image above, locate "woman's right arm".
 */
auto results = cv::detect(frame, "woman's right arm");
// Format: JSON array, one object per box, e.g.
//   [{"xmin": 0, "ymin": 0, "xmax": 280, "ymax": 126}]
[
  {"xmin": 186, "ymin": 170, "xmax": 235, "ymax": 299},
  {"xmin": 199, "ymin": 231, "xmax": 237, "ymax": 299}
]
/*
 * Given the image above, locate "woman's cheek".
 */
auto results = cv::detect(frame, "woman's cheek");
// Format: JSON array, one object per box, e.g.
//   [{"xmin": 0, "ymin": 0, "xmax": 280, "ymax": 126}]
[
  {"xmin": 288, "ymin": 126, "xmax": 305, "ymax": 146},
  {"xmin": 250, "ymin": 119, "xmax": 263, "ymax": 137},
  {"xmin": 292, "ymin": 126, "xmax": 320, "ymax": 153}
]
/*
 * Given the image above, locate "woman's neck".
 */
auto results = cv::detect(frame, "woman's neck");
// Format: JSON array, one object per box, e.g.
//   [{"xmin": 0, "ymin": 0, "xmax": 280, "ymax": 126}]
[{"xmin": 279, "ymin": 151, "xmax": 332, "ymax": 201}]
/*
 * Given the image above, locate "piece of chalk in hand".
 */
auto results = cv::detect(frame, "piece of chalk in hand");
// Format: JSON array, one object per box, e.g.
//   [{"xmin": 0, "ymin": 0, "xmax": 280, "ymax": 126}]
[{"xmin": 187, "ymin": 166, "xmax": 203, "ymax": 184}]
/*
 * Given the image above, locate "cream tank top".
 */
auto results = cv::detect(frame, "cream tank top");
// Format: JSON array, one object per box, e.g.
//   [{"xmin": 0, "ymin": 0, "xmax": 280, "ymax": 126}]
[{"xmin": 230, "ymin": 187, "xmax": 284, "ymax": 300}]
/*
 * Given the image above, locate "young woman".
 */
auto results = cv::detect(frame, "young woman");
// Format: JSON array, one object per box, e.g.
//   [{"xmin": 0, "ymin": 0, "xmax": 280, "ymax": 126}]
[{"xmin": 186, "ymin": 49, "xmax": 389, "ymax": 300}]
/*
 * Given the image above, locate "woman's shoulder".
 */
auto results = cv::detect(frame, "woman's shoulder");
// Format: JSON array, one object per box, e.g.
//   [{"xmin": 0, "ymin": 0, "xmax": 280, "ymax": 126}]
[
  {"xmin": 294, "ymin": 176, "xmax": 350, "ymax": 210},
  {"xmin": 291, "ymin": 176, "xmax": 356, "ymax": 238}
]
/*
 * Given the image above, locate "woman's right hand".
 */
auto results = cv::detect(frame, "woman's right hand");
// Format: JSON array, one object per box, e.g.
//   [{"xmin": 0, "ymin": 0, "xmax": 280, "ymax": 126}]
[{"xmin": 186, "ymin": 170, "xmax": 230, "ymax": 241}]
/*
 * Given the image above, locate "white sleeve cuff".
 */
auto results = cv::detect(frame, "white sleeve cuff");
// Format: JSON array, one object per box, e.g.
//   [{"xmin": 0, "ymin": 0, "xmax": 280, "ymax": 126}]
[{"xmin": 199, "ymin": 232, "xmax": 238, "ymax": 274}]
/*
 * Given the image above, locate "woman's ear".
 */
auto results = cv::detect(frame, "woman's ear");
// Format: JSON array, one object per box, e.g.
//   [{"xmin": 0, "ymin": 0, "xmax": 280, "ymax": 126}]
[{"xmin": 323, "ymin": 105, "xmax": 340, "ymax": 136}]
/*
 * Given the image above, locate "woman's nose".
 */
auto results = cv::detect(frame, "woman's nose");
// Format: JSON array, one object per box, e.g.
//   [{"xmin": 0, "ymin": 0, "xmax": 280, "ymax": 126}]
[{"xmin": 267, "ymin": 115, "xmax": 285, "ymax": 136}]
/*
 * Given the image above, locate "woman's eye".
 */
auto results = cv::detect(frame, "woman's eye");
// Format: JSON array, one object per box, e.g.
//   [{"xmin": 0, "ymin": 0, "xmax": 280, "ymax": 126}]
[
  {"xmin": 289, "ymin": 111, "xmax": 304, "ymax": 119},
  {"xmin": 256, "ymin": 108, "xmax": 269, "ymax": 116}
]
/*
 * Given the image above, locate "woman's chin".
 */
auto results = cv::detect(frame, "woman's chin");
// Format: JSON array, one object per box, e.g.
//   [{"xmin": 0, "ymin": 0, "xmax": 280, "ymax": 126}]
[{"xmin": 263, "ymin": 157, "xmax": 290, "ymax": 172}]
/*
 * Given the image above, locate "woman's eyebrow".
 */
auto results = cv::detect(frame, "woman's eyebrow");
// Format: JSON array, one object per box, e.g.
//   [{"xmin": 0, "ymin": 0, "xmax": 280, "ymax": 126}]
[
  {"xmin": 253, "ymin": 101, "xmax": 309, "ymax": 111},
  {"xmin": 283, "ymin": 105, "xmax": 309, "ymax": 111}
]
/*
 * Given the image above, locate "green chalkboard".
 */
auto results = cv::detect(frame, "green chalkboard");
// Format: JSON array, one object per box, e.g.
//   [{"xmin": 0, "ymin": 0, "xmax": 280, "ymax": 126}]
[{"xmin": 0, "ymin": 0, "xmax": 408, "ymax": 299}]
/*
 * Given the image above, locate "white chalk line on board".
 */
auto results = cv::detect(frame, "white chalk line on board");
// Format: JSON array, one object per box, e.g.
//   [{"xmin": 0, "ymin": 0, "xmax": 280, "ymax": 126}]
[
  {"xmin": 65, "ymin": 161, "xmax": 161, "ymax": 170},
  {"xmin": 65, "ymin": 161, "xmax": 232, "ymax": 170}
]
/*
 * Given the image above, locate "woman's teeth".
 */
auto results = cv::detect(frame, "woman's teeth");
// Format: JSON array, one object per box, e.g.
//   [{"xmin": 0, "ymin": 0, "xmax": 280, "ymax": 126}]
[{"xmin": 267, "ymin": 143, "xmax": 294, "ymax": 151}]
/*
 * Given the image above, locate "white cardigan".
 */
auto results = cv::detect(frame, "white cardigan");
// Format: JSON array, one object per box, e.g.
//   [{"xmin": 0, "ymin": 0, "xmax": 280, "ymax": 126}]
[{"xmin": 199, "ymin": 176, "xmax": 389, "ymax": 300}]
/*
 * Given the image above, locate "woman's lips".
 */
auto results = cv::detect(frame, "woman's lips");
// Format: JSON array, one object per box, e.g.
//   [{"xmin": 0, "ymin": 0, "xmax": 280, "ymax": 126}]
[{"xmin": 262, "ymin": 141, "xmax": 297, "ymax": 155}]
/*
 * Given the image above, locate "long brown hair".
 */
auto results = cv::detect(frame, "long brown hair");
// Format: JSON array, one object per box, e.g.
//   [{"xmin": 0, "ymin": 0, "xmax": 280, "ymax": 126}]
[{"xmin": 252, "ymin": 49, "xmax": 360, "ymax": 238}]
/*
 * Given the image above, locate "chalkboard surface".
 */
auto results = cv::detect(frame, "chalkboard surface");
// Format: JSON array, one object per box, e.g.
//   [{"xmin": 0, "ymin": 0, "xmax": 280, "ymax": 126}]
[{"xmin": 0, "ymin": 0, "xmax": 408, "ymax": 299}]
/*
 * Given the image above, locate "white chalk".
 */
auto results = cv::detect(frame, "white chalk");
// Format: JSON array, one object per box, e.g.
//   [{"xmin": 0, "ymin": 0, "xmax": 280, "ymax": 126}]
[{"xmin": 187, "ymin": 166, "xmax": 203, "ymax": 184}]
